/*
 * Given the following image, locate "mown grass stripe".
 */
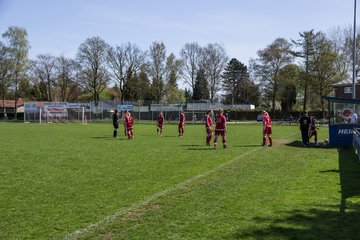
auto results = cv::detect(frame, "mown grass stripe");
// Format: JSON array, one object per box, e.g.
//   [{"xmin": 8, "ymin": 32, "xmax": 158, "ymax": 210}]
[{"xmin": 63, "ymin": 133, "xmax": 295, "ymax": 240}]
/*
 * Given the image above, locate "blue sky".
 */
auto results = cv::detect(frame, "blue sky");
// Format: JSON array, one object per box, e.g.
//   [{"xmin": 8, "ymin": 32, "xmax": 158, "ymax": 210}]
[{"xmin": 0, "ymin": 0, "xmax": 356, "ymax": 65}]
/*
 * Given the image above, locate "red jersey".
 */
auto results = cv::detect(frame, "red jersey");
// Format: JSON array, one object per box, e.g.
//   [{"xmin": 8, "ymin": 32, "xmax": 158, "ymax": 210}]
[
  {"xmin": 263, "ymin": 115, "xmax": 271, "ymax": 127},
  {"xmin": 126, "ymin": 115, "xmax": 134, "ymax": 128},
  {"xmin": 179, "ymin": 113, "xmax": 185, "ymax": 125},
  {"xmin": 157, "ymin": 115, "xmax": 164, "ymax": 126},
  {"xmin": 215, "ymin": 114, "xmax": 226, "ymax": 130},
  {"xmin": 205, "ymin": 115, "xmax": 212, "ymax": 129}
]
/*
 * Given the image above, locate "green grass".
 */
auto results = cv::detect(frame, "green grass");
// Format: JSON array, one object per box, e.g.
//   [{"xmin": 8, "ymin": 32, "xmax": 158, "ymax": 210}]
[{"xmin": 0, "ymin": 122, "xmax": 359, "ymax": 239}]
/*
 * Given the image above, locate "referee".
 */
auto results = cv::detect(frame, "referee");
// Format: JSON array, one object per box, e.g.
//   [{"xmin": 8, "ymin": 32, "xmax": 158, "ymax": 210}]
[{"xmin": 112, "ymin": 109, "xmax": 119, "ymax": 138}]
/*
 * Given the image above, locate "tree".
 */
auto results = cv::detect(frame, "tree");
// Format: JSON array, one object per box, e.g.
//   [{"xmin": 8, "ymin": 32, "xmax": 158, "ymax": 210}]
[
  {"xmin": 292, "ymin": 30, "xmax": 318, "ymax": 111},
  {"xmin": 149, "ymin": 42, "xmax": 166, "ymax": 103},
  {"xmin": 250, "ymin": 38, "xmax": 293, "ymax": 115},
  {"xmin": 222, "ymin": 58, "xmax": 248, "ymax": 105},
  {"xmin": 76, "ymin": 36, "xmax": 110, "ymax": 106},
  {"xmin": 106, "ymin": 42, "xmax": 147, "ymax": 102},
  {"xmin": 0, "ymin": 41, "xmax": 12, "ymax": 115},
  {"xmin": 309, "ymin": 33, "xmax": 347, "ymax": 113},
  {"xmin": 193, "ymin": 68, "xmax": 209, "ymax": 100},
  {"xmin": 202, "ymin": 43, "xmax": 228, "ymax": 103},
  {"xmin": 136, "ymin": 64, "xmax": 152, "ymax": 102},
  {"xmin": 180, "ymin": 42, "xmax": 202, "ymax": 93},
  {"xmin": 164, "ymin": 53, "xmax": 183, "ymax": 103},
  {"xmin": 54, "ymin": 55, "xmax": 79, "ymax": 101},
  {"xmin": 277, "ymin": 64, "xmax": 299, "ymax": 112},
  {"xmin": 30, "ymin": 54, "xmax": 56, "ymax": 101},
  {"xmin": 328, "ymin": 25, "xmax": 359, "ymax": 80},
  {"xmin": 183, "ymin": 88, "xmax": 191, "ymax": 103},
  {"xmin": 2, "ymin": 26, "xmax": 30, "ymax": 115}
]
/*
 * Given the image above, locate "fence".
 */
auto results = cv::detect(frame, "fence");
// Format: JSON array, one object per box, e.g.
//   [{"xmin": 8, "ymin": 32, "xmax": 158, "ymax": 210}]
[
  {"xmin": 353, "ymin": 128, "xmax": 360, "ymax": 161},
  {"xmin": 20, "ymin": 100, "xmax": 326, "ymax": 124},
  {"xmin": 21, "ymin": 101, "xmax": 258, "ymax": 124}
]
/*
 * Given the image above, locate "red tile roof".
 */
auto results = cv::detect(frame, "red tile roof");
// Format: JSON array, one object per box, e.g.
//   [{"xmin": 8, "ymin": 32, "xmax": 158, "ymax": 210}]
[{"xmin": 0, "ymin": 98, "xmax": 25, "ymax": 108}]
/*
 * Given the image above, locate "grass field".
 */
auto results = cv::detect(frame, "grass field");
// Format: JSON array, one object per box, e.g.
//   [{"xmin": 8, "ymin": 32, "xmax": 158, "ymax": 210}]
[{"xmin": 0, "ymin": 122, "xmax": 359, "ymax": 239}]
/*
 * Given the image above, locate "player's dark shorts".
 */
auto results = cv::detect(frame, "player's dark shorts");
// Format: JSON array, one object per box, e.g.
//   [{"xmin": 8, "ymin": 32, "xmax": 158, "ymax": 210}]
[
  {"xmin": 157, "ymin": 124, "xmax": 163, "ymax": 129},
  {"xmin": 215, "ymin": 129, "xmax": 226, "ymax": 136},
  {"xmin": 309, "ymin": 129, "xmax": 317, "ymax": 137},
  {"xmin": 206, "ymin": 127, "xmax": 212, "ymax": 135},
  {"xmin": 263, "ymin": 126, "xmax": 272, "ymax": 135},
  {"xmin": 113, "ymin": 121, "xmax": 119, "ymax": 129}
]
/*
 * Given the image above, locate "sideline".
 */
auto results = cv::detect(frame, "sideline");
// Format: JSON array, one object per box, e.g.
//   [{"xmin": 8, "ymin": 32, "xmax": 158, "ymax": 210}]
[{"xmin": 63, "ymin": 132, "xmax": 297, "ymax": 239}]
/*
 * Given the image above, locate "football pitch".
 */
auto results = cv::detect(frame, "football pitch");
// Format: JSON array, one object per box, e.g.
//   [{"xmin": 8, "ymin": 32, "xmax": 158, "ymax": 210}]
[{"xmin": 1, "ymin": 122, "xmax": 359, "ymax": 239}]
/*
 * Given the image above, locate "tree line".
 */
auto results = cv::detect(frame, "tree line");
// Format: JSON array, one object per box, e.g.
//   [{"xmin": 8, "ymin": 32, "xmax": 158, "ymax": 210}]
[{"xmin": 0, "ymin": 25, "xmax": 358, "ymax": 116}]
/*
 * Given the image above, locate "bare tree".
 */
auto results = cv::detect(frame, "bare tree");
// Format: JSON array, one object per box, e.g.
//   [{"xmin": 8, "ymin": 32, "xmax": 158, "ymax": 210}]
[
  {"xmin": 149, "ymin": 41, "xmax": 167, "ymax": 103},
  {"xmin": 30, "ymin": 54, "xmax": 56, "ymax": 101},
  {"xmin": 76, "ymin": 36, "xmax": 110, "ymax": 106},
  {"xmin": 106, "ymin": 42, "xmax": 147, "ymax": 102},
  {"xmin": 328, "ymin": 25, "xmax": 359, "ymax": 78},
  {"xmin": 55, "ymin": 55, "xmax": 79, "ymax": 101},
  {"xmin": 202, "ymin": 43, "xmax": 228, "ymax": 103},
  {"xmin": 180, "ymin": 42, "xmax": 202, "ymax": 94}
]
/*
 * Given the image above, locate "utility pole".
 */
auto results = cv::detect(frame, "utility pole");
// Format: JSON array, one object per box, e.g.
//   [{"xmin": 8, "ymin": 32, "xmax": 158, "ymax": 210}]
[{"xmin": 353, "ymin": 0, "xmax": 357, "ymax": 99}]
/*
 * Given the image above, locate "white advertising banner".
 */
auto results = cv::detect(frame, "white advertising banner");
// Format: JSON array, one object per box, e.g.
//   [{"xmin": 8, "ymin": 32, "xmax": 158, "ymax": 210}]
[{"xmin": 44, "ymin": 102, "xmax": 68, "ymax": 117}]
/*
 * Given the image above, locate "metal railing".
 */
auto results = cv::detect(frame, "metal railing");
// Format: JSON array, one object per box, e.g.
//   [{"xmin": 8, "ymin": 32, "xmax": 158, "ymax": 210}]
[{"xmin": 352, "ymin": 128, "xmax": 360, "ymax": 161}]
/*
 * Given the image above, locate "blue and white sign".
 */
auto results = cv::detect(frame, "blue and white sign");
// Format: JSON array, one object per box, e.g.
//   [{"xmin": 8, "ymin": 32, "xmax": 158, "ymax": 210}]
[
  {"xmin": 24, "ymin": 102, "xmax": 39, "ymax": 113},
  {"xmin": 118, "ymin": 105, "xmax": 133, "ymax": 111}
]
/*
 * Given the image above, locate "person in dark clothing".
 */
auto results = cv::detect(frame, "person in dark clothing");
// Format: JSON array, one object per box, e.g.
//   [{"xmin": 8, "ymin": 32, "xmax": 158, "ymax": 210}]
[
  {"xmin": 299, "ymin": 111, "xmax": 311, "ymax": 146},
  {"xmin": 112, "ymin": 109, "xmax": 119, "ymax": 138}
]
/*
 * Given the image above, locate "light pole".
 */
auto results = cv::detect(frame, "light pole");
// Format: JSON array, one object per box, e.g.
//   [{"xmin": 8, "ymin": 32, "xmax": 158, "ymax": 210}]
[{"xmin": 353, "ymin": 0, "xmax": 357, "ymax": 99}]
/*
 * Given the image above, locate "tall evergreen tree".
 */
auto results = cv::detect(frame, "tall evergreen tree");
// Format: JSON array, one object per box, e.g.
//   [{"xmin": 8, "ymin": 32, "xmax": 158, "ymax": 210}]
[
  {"xmin": 193, "ymin": 68, "xmax": 209, "ymax": 100},
  {"xmin": 292, "ymin": 30, "xmax": 318, "ymax": 111},
  {"xmin": 222, "ymin": 58, "xmax": 248, "ymax": 105},
  {"xmin": 277, "ymin": 64, "xmax": 299, "ymax": 112}
]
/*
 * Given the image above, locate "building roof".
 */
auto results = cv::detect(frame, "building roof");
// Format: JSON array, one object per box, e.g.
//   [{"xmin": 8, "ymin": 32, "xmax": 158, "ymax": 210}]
[
  {"xmin": 0, "ymin": 98, "xmax": 24, "ymax": 108},
  {"xmin": 333, "ymin": 78, "xmax": 360, "ymax": 87}
]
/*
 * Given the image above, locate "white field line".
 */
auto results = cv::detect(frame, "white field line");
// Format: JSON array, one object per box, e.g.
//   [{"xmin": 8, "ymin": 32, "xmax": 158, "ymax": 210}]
[{"xmin": 63, "ymin": 133, "xmax": 296, "ymax": 240}]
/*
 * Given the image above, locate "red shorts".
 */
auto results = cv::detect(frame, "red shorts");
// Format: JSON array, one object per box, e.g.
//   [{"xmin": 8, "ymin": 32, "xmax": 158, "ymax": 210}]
[
  {"xmin": 157, "ymin": 124, "xmax": 163, "ymax": 129},
  {"xmin": 263, "ymin": 126, "xmax": 272, "ymax": 135}
]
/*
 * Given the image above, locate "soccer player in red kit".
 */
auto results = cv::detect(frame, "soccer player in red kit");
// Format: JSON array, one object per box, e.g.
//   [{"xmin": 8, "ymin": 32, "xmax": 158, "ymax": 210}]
[
  {"xmin": 178, "ymin": 111, "xmax": 185, "ymax": 137},
  {"xmin": 205, "ymin": 110, "xmax": 213, "ymax": 145},
  {"xmin": 125, "ymin": 112, "xmax": 134, "ymax": 139},
  {"xmin": 214, "ymin": 109, "xmax": 227, "ymax": 149},
  {"xmin": 262, "ymin": 111, "xmax": 272, "ymax": 146},
  {"xmin": 122, "ymin": 110, "xmax": 128, "ymax": 136},
  {"xmin": 157, "ymin": 112, "xmax": 164, "ymax": 136}
]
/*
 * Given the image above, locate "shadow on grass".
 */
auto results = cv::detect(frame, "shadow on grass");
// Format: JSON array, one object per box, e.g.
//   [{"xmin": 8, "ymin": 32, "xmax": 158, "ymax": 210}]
[
  {"xmin": 187, "ymin": 147, "xmax": 214, "ymax": 151},
  {"xmin": 338, "ymin": 148, "xmax": 360, "ymax": 214},
  {"xmin": 234, "ymin": 144, "xmax": 261, "ymax": 148},
  {"xmin": 91, "ymin": 136, "xmax": 126, "ymax": 141},
  {"xmin": 285, "ymin": 140, "xmax": 335, "ymax": 149},
  {"xmin": 229, "ymin": 147, "xmax": 360, "ymax": 239},
  {"xmin": 180, "ymin": 144, "xmax": 205, "ymax": 147}
]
